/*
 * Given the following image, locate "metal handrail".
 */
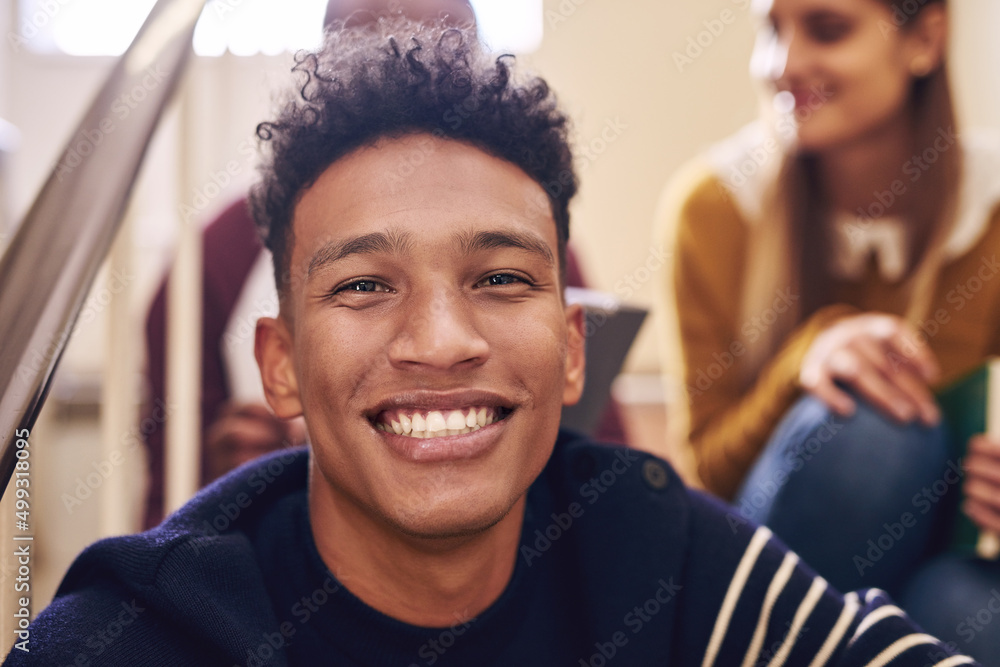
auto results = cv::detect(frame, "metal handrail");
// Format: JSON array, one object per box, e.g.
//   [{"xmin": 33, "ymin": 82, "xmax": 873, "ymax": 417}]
[{"xmin": 0, "ymin": 0, "xmax": 207, "ymax": 500}]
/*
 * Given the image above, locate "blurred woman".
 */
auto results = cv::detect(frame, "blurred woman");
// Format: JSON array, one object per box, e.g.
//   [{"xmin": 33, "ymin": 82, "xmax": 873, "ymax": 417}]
[{"xmin": 658, "ymin": 0, "xmax": 1000, "ymax": 659}]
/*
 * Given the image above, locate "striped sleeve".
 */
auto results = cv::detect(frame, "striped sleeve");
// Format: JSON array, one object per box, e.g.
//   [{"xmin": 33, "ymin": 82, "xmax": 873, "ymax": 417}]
[{"xmin": 680, "ymin": 494, "xmax": 980, "ymax": 666}]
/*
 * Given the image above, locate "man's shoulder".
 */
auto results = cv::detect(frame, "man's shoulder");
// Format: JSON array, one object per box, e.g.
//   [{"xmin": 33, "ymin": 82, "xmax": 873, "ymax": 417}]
[
  {"xmin": 547, "ymin": 429, "xmax": 771, "ymax": 554},
  {"xmin": 160, "ymin": 446, "xmax": 308, "ymax": 534},
  {"xmin": 78, "ymin": 446, "xmax": 310, "ymax": 598},
  {"xmin": 542, "ymin": 431, "xmax": 705, "ymax": 570},
  {"xmin": 548, "ymin": 430, "xmax": 688, "ymax": 505},
  {"xmin": 3, "ymin": 449, "xmax": 309, "ymax": 666}
]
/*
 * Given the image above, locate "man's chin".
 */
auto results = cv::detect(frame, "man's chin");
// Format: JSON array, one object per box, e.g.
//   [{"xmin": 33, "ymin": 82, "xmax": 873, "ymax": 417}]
[{"xmin": 384, "ymin": 499, "xmax": 519, "ymax": 544}]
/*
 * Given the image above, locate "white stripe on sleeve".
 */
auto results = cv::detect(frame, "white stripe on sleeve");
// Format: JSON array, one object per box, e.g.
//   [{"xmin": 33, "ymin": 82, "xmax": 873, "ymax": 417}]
[
  {"xmin": 930, "ymin": 657, "xmax": 977, "ymax": 667},
  {"xmin": 702, "ymin": 526, "xmax": 773, "ymax": 667},
  {"xmin": 766, "ymin": 576, "xmax": 827, "ymax": 667},
  {"xmin": 863, "ymin": 634, "xmax": 944, "ymax": 667},
  {"xmin": 807, "ymin": 591, "xmax": 859, "ymax": 667},
  {"xmin": 849, "ymin": 605, "xmax": 906, "ymax": 647},
  {"xmin": 741, "ymin": 552, "xmax": 799, "ymax": 667}
]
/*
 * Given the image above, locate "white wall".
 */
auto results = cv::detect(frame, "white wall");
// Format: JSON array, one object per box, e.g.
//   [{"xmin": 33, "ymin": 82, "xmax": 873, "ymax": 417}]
[
  {"xmin": 951, "ymin": 0, "xmax": 1000, "ymax": 133},
  {"xmin": 528, "ymin": 0, "xmax": 759, "ymax": 374}
]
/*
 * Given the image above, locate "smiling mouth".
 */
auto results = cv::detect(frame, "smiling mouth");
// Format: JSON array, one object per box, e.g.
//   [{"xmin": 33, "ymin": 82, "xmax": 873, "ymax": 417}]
[{"xmin": 373, "ymin": 406, "xmax": 512, "ymax": 439}]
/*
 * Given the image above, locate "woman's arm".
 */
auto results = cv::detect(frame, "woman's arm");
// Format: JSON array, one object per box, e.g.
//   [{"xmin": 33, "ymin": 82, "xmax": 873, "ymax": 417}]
[{"xmin": 661, "ymin": 166, "xmax": 855, "ymax": 498}]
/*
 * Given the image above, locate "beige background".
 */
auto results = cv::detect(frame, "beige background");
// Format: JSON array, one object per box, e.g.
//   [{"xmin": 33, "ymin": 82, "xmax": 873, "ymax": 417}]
[{"xmin": 3, "ymin": 0, "xmax": 997, "ymax": 377}]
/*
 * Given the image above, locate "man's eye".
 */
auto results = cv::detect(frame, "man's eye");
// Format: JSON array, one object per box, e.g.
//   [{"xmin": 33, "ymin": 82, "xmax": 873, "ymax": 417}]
[
  {"xmin": 480, "ymin": 273, "xmax": 525, "ymax": 287},
  {"xmin": 339, "ymin": 280, "xmax": 386, "ymax": 293}
]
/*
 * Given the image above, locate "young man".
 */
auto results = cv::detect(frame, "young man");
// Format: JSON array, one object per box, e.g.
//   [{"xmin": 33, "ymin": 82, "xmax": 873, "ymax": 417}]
[{"xmin": 5, "ymin": 17, "xmax": 978, "ymax": 667}]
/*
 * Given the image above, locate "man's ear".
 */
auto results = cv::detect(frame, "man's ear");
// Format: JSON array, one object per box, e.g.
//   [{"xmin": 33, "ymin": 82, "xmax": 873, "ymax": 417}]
[
  {"xmin": 563, "ymin": 303, "xmax": 586, "ymax": 406},
  {"xmin": 255, "ymin": 316, "xmax": 304, "ymax": 419},
  {"xmin": 904, "ymin": 5, "xmax": 948, "ymax": 76}
]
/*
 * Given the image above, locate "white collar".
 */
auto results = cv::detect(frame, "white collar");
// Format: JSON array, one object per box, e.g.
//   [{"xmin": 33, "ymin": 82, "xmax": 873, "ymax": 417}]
[
  {"xmin": 828, "ymin": 215, "xmax": 907, "ymax": 282},
  {"xmin": 706, "ymin": 123, "xmax": 1000, "ymax": 263}
]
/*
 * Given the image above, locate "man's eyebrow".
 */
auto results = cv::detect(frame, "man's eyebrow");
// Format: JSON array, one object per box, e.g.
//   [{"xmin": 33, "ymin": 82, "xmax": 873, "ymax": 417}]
[
  {"xmin": 457, "ymin": 229, "xmax": 555, "ymax": 266},
  {"xmin": 307, "ymin": 230, "xmax": 413, "ymax": 277}
]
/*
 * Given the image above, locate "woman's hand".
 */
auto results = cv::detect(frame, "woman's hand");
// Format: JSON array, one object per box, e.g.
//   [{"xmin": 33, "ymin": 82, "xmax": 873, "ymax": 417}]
[
  {"xmin": 799, "ymin": 313, "xmax": 941, "ymax": 425},
  {"xmin": 965, "ymin": 435, "xmax": 1000, "ymax": 533}
]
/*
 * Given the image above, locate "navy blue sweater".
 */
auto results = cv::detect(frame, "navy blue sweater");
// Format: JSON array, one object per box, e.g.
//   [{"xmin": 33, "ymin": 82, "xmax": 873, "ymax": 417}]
[{"xmin": 2, "ymin": 431, "xmax": 978, "ymax": 665}]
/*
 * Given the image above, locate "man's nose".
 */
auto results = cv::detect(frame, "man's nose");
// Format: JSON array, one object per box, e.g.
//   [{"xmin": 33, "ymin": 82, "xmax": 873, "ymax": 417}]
[{"xmin": 387, "ymin": 288, "xmax": 490, "ymax": 371}]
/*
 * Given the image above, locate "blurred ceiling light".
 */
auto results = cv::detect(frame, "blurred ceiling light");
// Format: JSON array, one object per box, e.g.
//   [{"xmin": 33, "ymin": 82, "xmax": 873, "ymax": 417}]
[
  {"xmin": 470, "ymin": 0, "xmax": 543, "ymax": 54},
  {"xmin": 16, "ymin": 0, "xmax": 543, "ymax": 57}
]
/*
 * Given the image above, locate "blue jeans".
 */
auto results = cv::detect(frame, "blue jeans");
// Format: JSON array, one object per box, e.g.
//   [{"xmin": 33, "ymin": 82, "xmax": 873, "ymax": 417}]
[
  {"xmin": 735, "ymin": 393, "xmax": 1000, "ymax": 662},
  {"xmin": 898, "ymin": 555, "xmax": 1000, "ymax": 664},
  {"xmin": 734, "ymin": 393, "xmax": 952, "ymax": 594}
]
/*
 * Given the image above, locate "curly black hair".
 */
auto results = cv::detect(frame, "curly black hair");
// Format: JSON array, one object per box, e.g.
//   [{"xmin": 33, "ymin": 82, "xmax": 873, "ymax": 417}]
[{"xmin": 249, "ymin": 16, "xmax": 577, "ymax": 297}]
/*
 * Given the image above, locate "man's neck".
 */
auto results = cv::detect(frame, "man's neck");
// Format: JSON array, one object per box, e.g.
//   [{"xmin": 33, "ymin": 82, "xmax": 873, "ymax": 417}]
[{"xmin": 307, "ymin": 480, "xmax": 526, "ymax": 628}]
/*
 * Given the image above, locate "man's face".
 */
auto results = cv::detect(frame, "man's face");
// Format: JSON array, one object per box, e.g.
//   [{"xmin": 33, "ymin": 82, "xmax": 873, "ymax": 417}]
[{"xmin": 256, "ymin": 133, "xmax": 585, "ymax": 540}]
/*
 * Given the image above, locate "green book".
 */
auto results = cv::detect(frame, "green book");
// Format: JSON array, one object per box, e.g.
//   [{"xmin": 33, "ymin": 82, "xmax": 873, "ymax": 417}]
[{"xmin": 936, "ymin": 360, "xmax": 1000, "ymax": 559}]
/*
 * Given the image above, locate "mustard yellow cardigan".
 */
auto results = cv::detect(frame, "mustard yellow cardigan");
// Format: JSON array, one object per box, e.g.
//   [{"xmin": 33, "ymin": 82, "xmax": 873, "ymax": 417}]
[{"xmin": 659, "ymin": 158, "xmax": 1000, "ymax": 499}]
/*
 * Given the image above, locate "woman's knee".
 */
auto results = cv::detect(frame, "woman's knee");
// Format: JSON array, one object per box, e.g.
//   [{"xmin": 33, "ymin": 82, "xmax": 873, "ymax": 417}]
[{"xmin": 775, "ymin": 391, "xmax": 950, "ymax": 499}]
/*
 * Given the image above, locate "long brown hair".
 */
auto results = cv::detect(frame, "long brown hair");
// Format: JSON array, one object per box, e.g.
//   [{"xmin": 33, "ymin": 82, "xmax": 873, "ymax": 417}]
[{"xmin": 782, "ymin": 0, "xmax": 959, "ymax": 319}]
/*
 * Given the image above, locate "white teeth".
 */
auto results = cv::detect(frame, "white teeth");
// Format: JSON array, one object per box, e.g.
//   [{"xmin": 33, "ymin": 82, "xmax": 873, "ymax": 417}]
[
  {"xmin": 376, "ymin": 406, "xmax": 506, "ymax": 438},
  {"xmin": 411, "ymin": 413, "xmax": 427, "ymax": 433},
  {"xmin": 446, "ymin": 410, "xmax": 467, "ymax": 430},
  {"xmin": 427, "ymin": 411, "xmax": 448, "ymax": 433}
]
